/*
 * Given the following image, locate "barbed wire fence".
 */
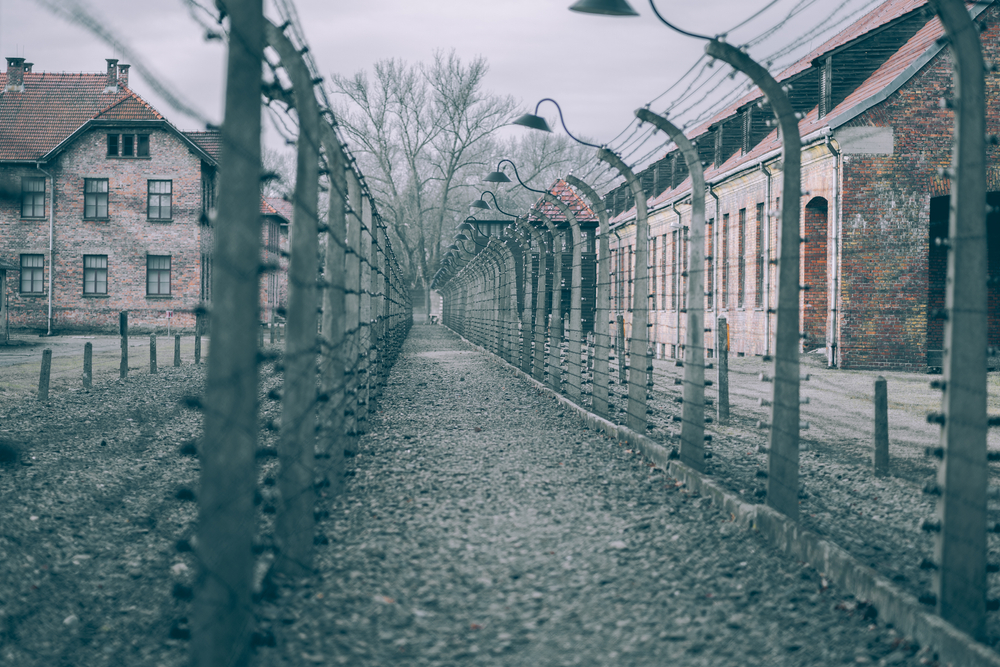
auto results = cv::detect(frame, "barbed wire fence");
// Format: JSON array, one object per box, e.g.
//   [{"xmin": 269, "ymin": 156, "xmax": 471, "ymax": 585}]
[{"xmin": 435, "ymin": 0, "xmax": 1000, "ymax": 661}]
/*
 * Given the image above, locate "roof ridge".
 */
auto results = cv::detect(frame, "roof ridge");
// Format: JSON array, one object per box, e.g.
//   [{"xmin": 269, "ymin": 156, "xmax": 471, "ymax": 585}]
[{"xmin": 96, "ymin": 87, "xmax": 164, "ymax": 120}]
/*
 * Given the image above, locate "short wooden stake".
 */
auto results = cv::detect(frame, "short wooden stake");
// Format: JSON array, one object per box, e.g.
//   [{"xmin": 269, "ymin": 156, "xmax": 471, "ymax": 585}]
[
  {"xmin": 195, "ymin": 335, "xmax": 201, "ymax": 365},
  {"xmin": 38, "ymin": 348, "xmax": 52, "ymax": 402},
  {"xmin": 119, "ymin": 311, "xmax": 128, "ymax": 378},
  {"xmin": 83, "ymin": 342, "xmax": 92, "ymax": 389},
  {"xmin": 150, "ymin": 334, "xmax": 157, "ymax": 374},
  {"xmin": 717, "ymin": 318, "xmax": 730, "ymax": 424},
  {"xmin": 873, "ymin": 376, "xmax": 889, "ymax": 476},
  {"xmin": 174, "ymin": 334, "xmax": 181, "ymax": 367}
]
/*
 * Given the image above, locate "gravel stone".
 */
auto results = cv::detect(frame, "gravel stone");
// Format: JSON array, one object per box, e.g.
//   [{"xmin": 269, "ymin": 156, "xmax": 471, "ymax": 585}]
[{"xmin": 263, "ymin": 325, "xmax": 928, "ymax": 666}]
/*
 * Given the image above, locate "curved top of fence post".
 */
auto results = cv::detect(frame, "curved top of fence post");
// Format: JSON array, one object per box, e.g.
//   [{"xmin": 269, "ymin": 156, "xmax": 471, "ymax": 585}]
[{"xmin": 565, "ymin": 174, "xmax": 608, "ymax": 240}]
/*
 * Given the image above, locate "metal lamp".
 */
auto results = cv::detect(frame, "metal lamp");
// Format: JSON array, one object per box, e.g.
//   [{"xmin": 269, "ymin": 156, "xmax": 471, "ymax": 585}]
[{"xmin": 568, "ymin": 0, "xmax": 639, "ymax": 16}]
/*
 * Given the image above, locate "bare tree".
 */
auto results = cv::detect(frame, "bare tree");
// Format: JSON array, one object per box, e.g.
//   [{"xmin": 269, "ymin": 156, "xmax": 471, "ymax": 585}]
[{"xmin": 331, "ymin": 51, "xmax": 516, "ymax": 288}]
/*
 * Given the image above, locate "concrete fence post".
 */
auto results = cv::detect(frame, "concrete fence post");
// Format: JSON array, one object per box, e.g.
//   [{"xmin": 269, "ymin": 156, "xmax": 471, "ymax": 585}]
[
  {"xmin": 598, "ymin": 148, "xmax": 649, "ymax": 435},
  {"xmin": 706, "ymin": 39, "xmax": 802, "ymax": 520},
  {"xmin": 266, "ymin": 18, "xmax": 321, "ymax": 578},
  {"xmin": 566, "ymin": 175, "xmax": 611, "ymax": 420},
  {"xmin": 194, "ymin": 334, "xmax": 201, "ymax": 365},
  {"xmin": 149, "ymin": 334, "xmax": 157, "ymax": 374},
  {"xmin": 38, "ymin": 348, "xmax": 51, "ymax": 402},
  {"xmin": 616, "ymin": 315, "xmax": 627, "ymax": 386},
  {"xmin": 83, "ymin": 342, "xmax": 92, "ymax": 389},
  {"xmin": 717, "ymin": 318, "xmax": 729, "ymax": 424},
  {"xmin": 873, "ymin": 376, "xmax": 889, "ymax": 476},
  {"xmin": 119, "ymin": 311, "xmax": 128, "ymax": 378},
  {"xmin": 174, "ymin": 334, "xmax": 181, "ymax": 367},
  {"xmin": 926, "ymin": 0, "xmax": 988, "ymax": 639}
]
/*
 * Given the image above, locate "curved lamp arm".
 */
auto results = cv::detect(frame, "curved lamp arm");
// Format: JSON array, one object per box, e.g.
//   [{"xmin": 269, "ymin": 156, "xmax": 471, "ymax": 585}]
[
  {"xmin": 512, "ymin": 99, "xmax": 602, "ymax": 150},
  {"xmin": 471, "ymin": 190, "xmax": 520, "ymax": 218},
  {"xmin": 484, "ymin": 159, "xmax": 547, "ymax": 194}
]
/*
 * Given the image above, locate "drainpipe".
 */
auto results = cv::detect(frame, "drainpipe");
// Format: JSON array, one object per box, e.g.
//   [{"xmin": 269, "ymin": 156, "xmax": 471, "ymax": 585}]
[
  {"xmin": 762, "ymin": 163, "xmax": 773, "ymax": 356},
  {"xmin": 825, "ymin": 136, "xmax": 840, "ymax": 368},
  {"xmin": 672, "ymin": 201, "xmax": 683, "ymax": 355},
  {"xmin": 36, "ymin": 162, "xmax": 54, "ymax": 336},
  {"xmin": 707, "ymin": 185, "xmax": 720, "ymax": 351}
]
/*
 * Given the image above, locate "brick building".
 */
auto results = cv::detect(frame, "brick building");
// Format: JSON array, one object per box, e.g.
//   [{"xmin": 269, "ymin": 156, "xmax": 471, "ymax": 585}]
[
  {"xmin": 0, "ymin": 57, "xmax": 288, "ymax": 336},
  {"xmin": 605, "ymin": 0, "xmax": 1000, "ymax": 370}
]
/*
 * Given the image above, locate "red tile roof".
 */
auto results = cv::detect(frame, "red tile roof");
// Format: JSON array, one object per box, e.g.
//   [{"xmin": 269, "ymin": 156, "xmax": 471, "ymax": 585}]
[
  {"xmin": 530, "ymin": 179, "xmax": 598, "ymax": 225},
  {"xmin": 0, "ymin": 71, "xmax": 162, "ymax": 161},
  {"xmin": 683, "ymin": 0, "xmax": 930, "ymax": 145},
  {"xmin": 262, "ymin": 196, "xmax": 293, "ymax": 222},
  {"xmin": 184, "ymin": 130, "xmax": 222, "ymax": 162},
  {"xmin": 610, "ymin": 0, "xmax": 958, "ymax": 224}
]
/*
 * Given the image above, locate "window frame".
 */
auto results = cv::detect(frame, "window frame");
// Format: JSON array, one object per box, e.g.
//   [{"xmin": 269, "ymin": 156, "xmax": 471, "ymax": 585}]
[
  {"xmin": 21, "ymin": 177, "xmax": 45, "ymax": 219},
  {"xmin": 19, "ymin": 254, "xmax": 44, "ymax": 294},
  {"xmin": 147, "ymin": 180, "xmax": 172, "ymax": 221},
  {"xmin": 84, "ymin": 178, "xmax": 109, "ymax": 220},
  {"xmin": 106, "ymin": 133, "xmax": 150, "ymax": 159},
  {"xmin": 83, "ymin": 255, "xmax": 108, "ymax": 295},
  {"xmin": 146, "ymin": 255, "xmax": 171, "ymax": 296}
]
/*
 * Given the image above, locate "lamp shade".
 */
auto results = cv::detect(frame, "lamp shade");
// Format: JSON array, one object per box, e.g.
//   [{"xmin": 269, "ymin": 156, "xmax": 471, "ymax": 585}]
[
  {"xmin": 568, "ymin": 0, "xmax": 639, "ymax": 16},
  {"xmin": 484, "ymin": 171, "xmax": 512, "ymax": 183},
  {"xmin": 512, "ymin": 113, "xmax": 553, "ymax": 132},
  {"xmin": 470, "ymin": 199, "xmax": 491, "ymax": 210}
]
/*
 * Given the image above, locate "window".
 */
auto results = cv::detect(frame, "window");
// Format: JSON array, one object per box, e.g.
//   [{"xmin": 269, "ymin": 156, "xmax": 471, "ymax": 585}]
[
  {"xmin": 706, "ymin": 218, "xmax": 714, "ymax": 310},
  {"xmin": 671, "ymin": 230, "xmax": 679, "ymax": 311},
  {"xmin": 660, "ymin": 234, "xmax": 668, "ymax": 310},
  {"xmin": 84, "ymin": 179, "xmax": 109, "ymax": 219},
  {"xmin": 20, "ymin": 254, "xmax": 43, "ymax": 293},
  {"xmin": 147, "ymin": 255, "xmax": 171, "ymax": 295},
  {"xmin": 148, "ymin": 180, "xmax": 172, "ymax": 220},
  {"xmin": 651, "ymin": 236, "xmax": 658, "ymax": 310},
  {"xmin": 755, "ymin": 203, "xmax": 765, "ymax": 307},
  {"xmin": 21, "ymin": 177, "xmax": 45, "ymax": 218},
  {"xmin": 106, "ymin": 133, "xmax": 149, "ymax": 158},
  {"xmin": 738, "ymin": 208, "xmax": 746, "ymax": 308},
  {"xmin": 84, "ymin": 255, "xmax": 108, "ymax": 295},
  {"xmin": 722, "ymin": 213, "xmax": 729, "ymax": 309}
]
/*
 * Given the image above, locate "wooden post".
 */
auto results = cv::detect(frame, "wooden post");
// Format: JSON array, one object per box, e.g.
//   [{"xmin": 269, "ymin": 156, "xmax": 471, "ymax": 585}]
[
  {"xmin": 174, "ymin": 334, "xmax": 181, "ymax": 367},
  {"xmin": 83, "ymin": 342, "xmax": 92, "ymax": 389},
  {"xmin": 119, "ymin": 311, "xmax": 128, "ymax": 378},
  {"xmin": 717, "ymin": 318, "xmax": 729, "ymax": 424},
  {"xmin": 149, "ymin": 334, "xmax": 157, "ymax": 374},
  {"xmin": 873, "ymin": 376, "xmax": 889, "ymax": 476},
  {"xmin": 38, "ymin": 348, "xmax": 51, "ymax": 402}
]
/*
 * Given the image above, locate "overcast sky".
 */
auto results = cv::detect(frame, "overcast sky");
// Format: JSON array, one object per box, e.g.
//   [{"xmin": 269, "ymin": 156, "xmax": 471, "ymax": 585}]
[{"xmin": 0, "ymin": 0, "xmax": 883, "ymax": 163}]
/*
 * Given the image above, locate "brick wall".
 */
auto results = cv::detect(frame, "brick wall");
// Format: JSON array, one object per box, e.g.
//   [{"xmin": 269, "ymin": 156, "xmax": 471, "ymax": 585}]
[
  {"xmin": 0, "ymin": 125, "xmax": 207, "ymax": 333},
  {"xmin": 838, "ymin": 9, "xmax": 1000, "ymax": 370}
]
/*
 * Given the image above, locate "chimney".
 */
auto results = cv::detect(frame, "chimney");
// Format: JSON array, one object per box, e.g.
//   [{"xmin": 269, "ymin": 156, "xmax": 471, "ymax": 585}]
[
  {"xmin": 5, "ymin": 57, "xmax": 24, "ymax": 92},
  {"xmin": 23, "ymin": 62, "xmax": 33, "ymax": 73},
  {"xmin": 104, "ymin": 58, "xmax": 118, "ymax": 92},
  {"xmin": 118, "ymin": 63, "xmax": 129, "ymax": 88}
]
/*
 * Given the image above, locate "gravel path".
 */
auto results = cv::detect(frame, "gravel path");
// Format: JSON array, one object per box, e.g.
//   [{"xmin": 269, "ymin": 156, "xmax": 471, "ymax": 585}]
[{"xmin": 263, "ymin": 325, "xmax": 933, "ymax": 666}]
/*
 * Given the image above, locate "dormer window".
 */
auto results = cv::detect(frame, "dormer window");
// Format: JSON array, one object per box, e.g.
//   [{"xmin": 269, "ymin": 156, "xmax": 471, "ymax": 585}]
[{"xmin": 107, "ymin": 133, "xmax": 150, "ymax": 158}]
